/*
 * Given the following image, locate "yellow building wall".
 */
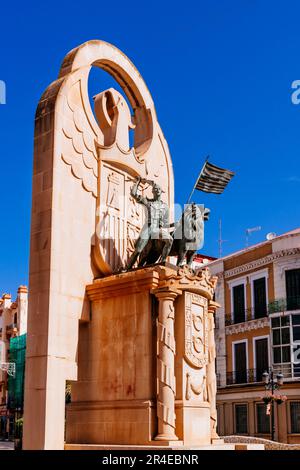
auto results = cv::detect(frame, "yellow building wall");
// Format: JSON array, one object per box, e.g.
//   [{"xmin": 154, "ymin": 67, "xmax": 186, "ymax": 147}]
[
  {"xmin": 226, "ymin": 326, "xmax": 270, "ymax": 372},
  {"xmin": 224, "ymin": 243, "xmax": 272, "ymax": 271},
  {"xmin": 225, "ymin": 263, "xmax": 274, "ymax": 314}
]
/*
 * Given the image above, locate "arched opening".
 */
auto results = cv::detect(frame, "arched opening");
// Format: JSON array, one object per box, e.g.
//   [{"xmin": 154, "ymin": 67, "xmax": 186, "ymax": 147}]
[{"xmin": 88, "ymin": 66, "xmax": 135, "ymax": 148}]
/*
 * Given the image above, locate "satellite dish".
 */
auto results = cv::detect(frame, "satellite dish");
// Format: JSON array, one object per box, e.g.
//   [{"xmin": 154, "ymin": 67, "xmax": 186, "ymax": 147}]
[{"xmin": 266, "ymin": 232, "xmax": 276, "ymax": 240}]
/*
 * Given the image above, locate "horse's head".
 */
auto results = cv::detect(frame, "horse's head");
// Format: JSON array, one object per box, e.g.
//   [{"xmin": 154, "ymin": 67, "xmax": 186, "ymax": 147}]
[
  {"xmin": 189, "ymin": 203, "xmax": 210, "ymax": 222},
  {"xmin": 182, "ymin": 203, "xmax": 210, "ymax": 249}
]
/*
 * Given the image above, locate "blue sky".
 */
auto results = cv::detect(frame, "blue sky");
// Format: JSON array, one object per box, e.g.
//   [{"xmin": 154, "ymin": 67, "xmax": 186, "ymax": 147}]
[{"xmin": 1, "ymin": 0, "xmax": 300, "ymax": 296}]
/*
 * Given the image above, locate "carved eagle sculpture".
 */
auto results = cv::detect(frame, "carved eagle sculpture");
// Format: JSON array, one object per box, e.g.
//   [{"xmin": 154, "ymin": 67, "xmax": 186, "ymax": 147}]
[{"xmin": 53, "ymin": 40, "xmax": 174, "ymax": 275}]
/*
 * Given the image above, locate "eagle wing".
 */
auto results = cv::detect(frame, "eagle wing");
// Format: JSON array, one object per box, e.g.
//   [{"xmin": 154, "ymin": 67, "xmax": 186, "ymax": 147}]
[{"xmin": 60, "ymin": 78, "xmax": 102, "ymax": 198}]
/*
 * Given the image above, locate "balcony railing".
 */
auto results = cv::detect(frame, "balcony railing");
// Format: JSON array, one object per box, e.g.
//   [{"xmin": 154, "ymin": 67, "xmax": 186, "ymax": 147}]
[
  {"xmin": 226, "ymin": 364, "xmax": 300, "ymax": 386},
  {"xmin": 272, "ymin": 363, "xmax": 300, "ymax": 379},
  {"xmin": 269, "ymin": 296, "xmax": 300, "ymax": 314},
  {"xmin": 225, "ymin": 296, "xmax": 300, "ymax": 326},
  {"xmin": 226, "ymin": 368, "xmax": 267, "ymax": 385},
  {"xmin": 225, "ymin": 307, "xmax": 268, "ymax": 326}
]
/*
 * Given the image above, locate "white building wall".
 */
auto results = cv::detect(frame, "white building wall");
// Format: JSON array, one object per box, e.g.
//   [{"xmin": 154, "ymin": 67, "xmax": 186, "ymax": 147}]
[
  {"xmin": 272, "ymin": 234, "xmax": 300, "ymax": 299},
  {"xmin": 17, "ymin": 288, "xmax": 28, "ymax": 336},
  {"xmin": 209, "ymin": 260, "xmax": 227, "ymax": 387}
]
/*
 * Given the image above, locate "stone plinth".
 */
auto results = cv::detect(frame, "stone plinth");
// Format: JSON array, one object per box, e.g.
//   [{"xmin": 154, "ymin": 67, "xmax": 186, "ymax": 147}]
[{"xmin": 66, "ymin": 264, "xmax": 218, "ymax": 447}]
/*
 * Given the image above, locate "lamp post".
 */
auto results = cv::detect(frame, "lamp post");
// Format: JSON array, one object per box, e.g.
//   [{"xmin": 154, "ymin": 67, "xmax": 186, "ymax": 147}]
[{"xmin": 262, "ymin": 369, "xmax": 284, "ymax": 441}]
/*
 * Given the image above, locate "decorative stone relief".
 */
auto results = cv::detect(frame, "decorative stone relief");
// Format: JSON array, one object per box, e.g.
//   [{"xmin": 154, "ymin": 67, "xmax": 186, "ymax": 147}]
[
  {"xmin": 185, "ymin": 372, "xmax": 207, "ymax": 401},
  {"xmin": 106, "ymin": 172, "xmax": 120, "ymax": 210},
  {"xmin": 153, "ymin": 288, "xmax": 179, "ymax": 441},
  {"xmin": 223, "ymin": 248, "xmax": 300, "ymax": 279},
  {"xmin": 61, "ymin": 79, "xmax": 99, "ymax": 198},
  {"xmin": 56, "ymin": 42, "xmax": 174, "ymax": 277},
  {"xmin": 226, "ymin": 316, "xmax": 270, "ymax": 335},
  {"xmin": 158, "ymin": 265, "xmax": 217, "ymax": 298},
  {"xmin": 184, "ymin": 292, "xmax": 209, "ymax": 369}
]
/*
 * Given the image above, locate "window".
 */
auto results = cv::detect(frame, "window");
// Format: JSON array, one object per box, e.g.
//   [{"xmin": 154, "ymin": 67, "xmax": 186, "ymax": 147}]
[
  {"xmin": 255, "ymin": 338, "xmax": 269, "ymax": 381},
  {"xmin": 233, "ymin": 284, "xmax": 245, "ymax": 324},
  {"xmin": 253, "ymin": 278, "xmax": 267, "ymax": 319},
  {"xmin": 271, "ymin": 314, "xmax": 300, "ymax": 378},
  {"xmin": 290, "ymin": 402, "xmax": 300, "ymax": 434},
  {"xmin": 256, "ymin": 403, "xmax": 270, "ymax": 434},
  {"xmin": 286, "ymin": 269, "xmax": 300, "ymax": 311},
  {"xmin": 234, "ymin": 342, "xmax": 247, "ymax": 384},
  {"xmin": 235, "ymin": 404, "xmax": 248, "ymax": 434},
  {"xmin": 292, "ymin": 315, "xmax": 300, "ymax": 377},
  {"xmin": 272, "ymin": 316, "xmax": 291, "ymax": 365}
]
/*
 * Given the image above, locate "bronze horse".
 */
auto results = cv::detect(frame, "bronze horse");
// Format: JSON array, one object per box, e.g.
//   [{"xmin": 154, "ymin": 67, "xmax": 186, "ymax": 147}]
[{"xmin": 137, "ymin": 203, "xmax": 210, "ymax": 268}]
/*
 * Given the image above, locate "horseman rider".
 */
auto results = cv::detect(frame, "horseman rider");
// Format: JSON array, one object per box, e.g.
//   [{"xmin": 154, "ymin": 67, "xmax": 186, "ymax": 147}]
[{"xmin": 126, "ymin": 177, "xmax": 173, "ymax": 270}]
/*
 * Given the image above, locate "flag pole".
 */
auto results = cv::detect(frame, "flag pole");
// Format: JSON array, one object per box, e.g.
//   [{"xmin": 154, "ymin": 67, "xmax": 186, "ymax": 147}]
[{"xmin": 186, "ymin": 156, "xmax": 209, "ymax": 204}]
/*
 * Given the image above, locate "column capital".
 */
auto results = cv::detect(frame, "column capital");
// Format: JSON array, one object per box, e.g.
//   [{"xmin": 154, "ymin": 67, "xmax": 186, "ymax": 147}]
[
  {"xmin": 208, "ymin": 300, "xmax": 220, "ymax": 315},
  {"xmin": 151, "ymin": 286, "xmax": 182, "ymax": 301}
]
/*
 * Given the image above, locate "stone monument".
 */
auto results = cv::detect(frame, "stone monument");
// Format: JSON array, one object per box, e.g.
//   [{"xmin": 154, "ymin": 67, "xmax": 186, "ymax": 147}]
[{"xmin": 23, "ymin": 40, "xmax": 219, "ymax": 450}]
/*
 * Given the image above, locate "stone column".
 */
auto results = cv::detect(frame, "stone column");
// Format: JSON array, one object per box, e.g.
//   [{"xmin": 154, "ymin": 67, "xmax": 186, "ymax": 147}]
[
  {"xmin": 153, "ymin": 287, "xmax": 180, "ymax": 442},
  {"xmin": 207, "ymin": 301, "xmax": 219, "ymax": 440}
]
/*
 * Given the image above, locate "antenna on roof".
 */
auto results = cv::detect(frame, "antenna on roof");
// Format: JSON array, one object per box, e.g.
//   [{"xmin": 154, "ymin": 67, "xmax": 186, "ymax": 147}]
[{"xmin": 245, "ymin": 226, "xmax": 261, "ymax": 247}]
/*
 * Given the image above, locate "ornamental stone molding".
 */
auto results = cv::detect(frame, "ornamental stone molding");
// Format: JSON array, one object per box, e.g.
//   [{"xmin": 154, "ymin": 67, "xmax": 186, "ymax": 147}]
[
  {"xmin": 215, "ymin": 248, "xmax": 300, "ymax": 280},
  {"xmin": 86, "ymin": 264, "xmax": 217, "ymax": 301},
  {"xmin": 225, "ymin": 317, "xmax": 270, "ymax": 335},
  {"xmin": 161, "ymin": 265, "xmax": 217, "ymax": 298}
]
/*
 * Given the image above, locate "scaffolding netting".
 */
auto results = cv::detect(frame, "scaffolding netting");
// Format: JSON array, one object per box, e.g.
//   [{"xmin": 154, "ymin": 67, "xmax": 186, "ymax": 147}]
[{"xmin": 8, "ymin": 334, "xmax": 26, "ymax": 410}]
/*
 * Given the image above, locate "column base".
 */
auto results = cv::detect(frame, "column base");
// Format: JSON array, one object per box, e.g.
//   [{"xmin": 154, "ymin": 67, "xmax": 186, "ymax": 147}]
[
  {"xmin": 212, "ymin": 438, "xmax": 224, "ymax": 445},
  {"xmin": 154, "ymin": 433, "xmax": 179, "ymax": 442},
  {"xmin": 151, "ymin": 439, "xmax": 183, "ymax": 447}
]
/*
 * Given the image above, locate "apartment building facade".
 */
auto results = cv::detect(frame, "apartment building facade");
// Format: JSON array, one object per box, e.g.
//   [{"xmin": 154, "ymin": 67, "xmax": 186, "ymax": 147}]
[
  {"xmin": 0, "ymin": 286, "xmax": 28, "ymax": 439},
  {"xmin": 209, "ymin": 229, "xmax": 300, "ymax": 443}
]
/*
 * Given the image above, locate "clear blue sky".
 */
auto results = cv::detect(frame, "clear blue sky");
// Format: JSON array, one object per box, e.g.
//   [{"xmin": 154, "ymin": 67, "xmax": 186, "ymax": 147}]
[{"xmin": 1, "ymin": 0, "xmax": 300, "ymax": 296}]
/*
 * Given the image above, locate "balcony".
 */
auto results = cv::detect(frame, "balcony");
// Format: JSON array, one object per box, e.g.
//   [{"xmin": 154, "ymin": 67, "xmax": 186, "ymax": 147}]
[
  {"xmin": 226, "ymin": 368, "xmax": 267, "ymax": 386},
  {"xmin": 225, "ymin": 296, "xmax": 300, "ymax": 326},
  {"xmin": 225, "ymin": 307, "xmax": 268, "ymax": 326},
  {"xmin": 226, "ymin": 365, "xmax": 300, "ymax": 386},
  {"xmin": 272, "ymin": 363, "xmax": 300, "ymax": 379},
  {"xmin": 268, "ymin": 296, "xmax": 300, "ymax": 314}
]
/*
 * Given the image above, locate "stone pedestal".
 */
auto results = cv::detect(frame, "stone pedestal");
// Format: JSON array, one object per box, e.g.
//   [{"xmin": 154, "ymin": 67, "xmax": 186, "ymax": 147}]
[{"xmin": 66, "ymin": 264, "xmax": 218, "ymax": 447}]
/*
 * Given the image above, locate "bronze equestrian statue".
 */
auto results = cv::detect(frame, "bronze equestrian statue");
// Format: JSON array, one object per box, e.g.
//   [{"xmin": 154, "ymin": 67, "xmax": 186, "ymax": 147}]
[
  {"xmin": 126, "ymin": 177, "xmax": 173, "ymax": 270},
  {"xmin": 126, "ymin": 177, "xmax": 210, "ymax": 269}
]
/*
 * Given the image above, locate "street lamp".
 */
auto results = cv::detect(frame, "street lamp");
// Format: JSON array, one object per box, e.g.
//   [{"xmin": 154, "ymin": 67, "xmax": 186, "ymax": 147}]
[{"xmin": 262, "ymin": 368, "xmax": 284, "ymax": 441}]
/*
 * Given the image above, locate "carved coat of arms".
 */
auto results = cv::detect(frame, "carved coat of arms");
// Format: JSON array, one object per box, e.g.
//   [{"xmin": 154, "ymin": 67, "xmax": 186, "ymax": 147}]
[{"xmin": 184, "ymin": 292, "xmax": 209, "ymax": 368}]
